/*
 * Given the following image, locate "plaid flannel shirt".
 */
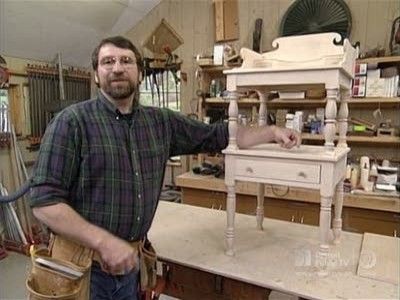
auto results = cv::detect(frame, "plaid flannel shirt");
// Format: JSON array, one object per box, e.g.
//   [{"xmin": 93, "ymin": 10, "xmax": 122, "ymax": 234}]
[{"xmin": 30, "ymin": 92, "xmax": 228, "ymax": 241}]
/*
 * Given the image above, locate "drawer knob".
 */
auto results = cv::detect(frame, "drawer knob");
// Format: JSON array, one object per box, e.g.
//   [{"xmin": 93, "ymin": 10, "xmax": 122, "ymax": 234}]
[
  {"xmin": 297, "ymin": 171, "xmax": 307, "ymax": 178},
  {"xmin": 246, "ymin": 167, "xmax": 253, "ymax": 173}
]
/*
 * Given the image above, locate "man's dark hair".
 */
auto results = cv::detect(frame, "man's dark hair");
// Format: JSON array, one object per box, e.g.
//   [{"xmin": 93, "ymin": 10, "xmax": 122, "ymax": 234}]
[{"xmin": 91, "ymin": 36, "xmax": 143, "ymax": 73}]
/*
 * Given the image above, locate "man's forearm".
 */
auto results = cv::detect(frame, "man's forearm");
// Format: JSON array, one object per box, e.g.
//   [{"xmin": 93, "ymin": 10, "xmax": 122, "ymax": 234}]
[
  {"xmin": 32, "ymin": 203, "xmax": 112, "ymax": 252},
  {"xmin": 236, "ymin": 125, "xmax": 276, "ymax": 148}
]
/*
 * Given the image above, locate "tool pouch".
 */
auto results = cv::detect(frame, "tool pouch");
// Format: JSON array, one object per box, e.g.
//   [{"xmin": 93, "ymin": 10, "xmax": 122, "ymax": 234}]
[
  {"xmin": 26, "ymin": 235, "xmax": 93, "ymax": 300},
  {"xmin": 139, "ymin": 239, "xmax": 157, "ymax": 291}
]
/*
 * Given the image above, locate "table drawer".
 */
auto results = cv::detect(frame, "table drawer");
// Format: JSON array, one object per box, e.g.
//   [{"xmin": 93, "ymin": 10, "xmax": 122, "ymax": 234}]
[{"xmin": 235, "ymin": 159, "xmax": 321, "ymax": 184}]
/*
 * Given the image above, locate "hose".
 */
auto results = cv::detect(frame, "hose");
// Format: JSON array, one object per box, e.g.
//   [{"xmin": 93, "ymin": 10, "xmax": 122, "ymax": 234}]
[{"xmin": 0, "ymin": 180, "xmax": 32, "ymax": 203}]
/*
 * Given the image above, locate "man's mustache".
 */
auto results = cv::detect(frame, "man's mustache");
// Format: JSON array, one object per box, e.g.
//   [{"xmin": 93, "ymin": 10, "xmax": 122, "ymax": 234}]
[{"xmin": 109, "ymin": 76, "xmax": 129, "ymax": 81}]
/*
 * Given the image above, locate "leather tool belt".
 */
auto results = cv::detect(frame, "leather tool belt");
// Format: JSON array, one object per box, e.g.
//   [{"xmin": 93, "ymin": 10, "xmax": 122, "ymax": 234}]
[
  {"xmin": 26, "ymin": 235, "xmax": 157, "ymax": 300},
  {"xmin": 26, "ymin": 235, "xmax": 92, "ymax": 300}
]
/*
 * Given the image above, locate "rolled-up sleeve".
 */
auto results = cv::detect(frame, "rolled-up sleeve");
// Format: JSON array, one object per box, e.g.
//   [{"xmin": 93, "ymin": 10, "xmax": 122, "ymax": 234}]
[
  {"xmin": 30, "ymin": 109, "xmax": 80, "ymax": 207},
  {"xmin": 165, "ymin": 109, "xmax": 229, "ymax": 156}
]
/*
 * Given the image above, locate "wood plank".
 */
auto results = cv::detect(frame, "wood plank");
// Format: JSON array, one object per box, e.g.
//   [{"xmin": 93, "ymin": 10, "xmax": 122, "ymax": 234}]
[
  {"xmin": 223, "ymin": 0, "xmax": 239, "ymax": 41},
  {"xmin": 357, "ymin": 233, "xmax": 400, "ymax": 284},
  {"xmin": 237, "ymin": 0, "xmax": 249, "ymax": 49},
  {"xmin": 8, "ymin": 85, "xmax": 23, "ymax": 136},
  {"xmin": 214, "ymin": 0, "xmax": 225, "ymax": 42}
]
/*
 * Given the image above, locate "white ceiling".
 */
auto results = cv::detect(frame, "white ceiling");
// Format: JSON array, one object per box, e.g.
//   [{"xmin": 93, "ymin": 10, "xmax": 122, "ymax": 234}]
[{"xmin": 0, "ymin": 0, "xmax": 161, "ymax": 67}]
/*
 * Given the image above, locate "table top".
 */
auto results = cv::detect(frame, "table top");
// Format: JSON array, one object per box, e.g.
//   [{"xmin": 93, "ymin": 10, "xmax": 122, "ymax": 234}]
[{"xmin": 223, "ymin": 143, "xmax": 350, "ymax": 162}]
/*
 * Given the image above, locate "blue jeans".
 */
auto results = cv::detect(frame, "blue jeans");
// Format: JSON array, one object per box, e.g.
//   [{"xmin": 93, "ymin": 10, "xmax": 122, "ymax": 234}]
[{"xmin": 90, "ymin": 262, "xmax": 140, "ymax": 300}]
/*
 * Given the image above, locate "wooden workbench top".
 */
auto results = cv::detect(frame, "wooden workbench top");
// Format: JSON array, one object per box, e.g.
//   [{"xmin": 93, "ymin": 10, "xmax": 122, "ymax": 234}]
[
  {"xmin": 176, "ymin": 172, "xmax": 400, "ymax": 213},
  {"xmin": 149, "ymin": 201, "xmax": 399, "ymax": 299}
]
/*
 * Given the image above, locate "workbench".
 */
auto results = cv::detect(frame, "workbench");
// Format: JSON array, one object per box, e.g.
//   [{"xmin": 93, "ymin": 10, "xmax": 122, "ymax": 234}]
[{"xmin": 149, "ymin": 201, "xmax": 399, "ymax": 300}]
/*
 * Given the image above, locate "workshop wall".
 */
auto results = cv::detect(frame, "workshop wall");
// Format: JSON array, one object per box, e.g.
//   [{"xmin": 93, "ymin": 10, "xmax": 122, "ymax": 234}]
[
  {"xmin": 126, "ymin": 0, "xmax": 400, "ymax": 166},
  {"xmin": 126, "ymin": 0, "xmax": 399, "ymax": 115}
]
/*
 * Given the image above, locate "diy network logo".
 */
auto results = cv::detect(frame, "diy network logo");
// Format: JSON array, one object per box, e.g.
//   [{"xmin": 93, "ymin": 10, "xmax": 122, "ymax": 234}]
[{"xmin": 293, "ymin": 247, "xmax": 376, "ymax": 275}]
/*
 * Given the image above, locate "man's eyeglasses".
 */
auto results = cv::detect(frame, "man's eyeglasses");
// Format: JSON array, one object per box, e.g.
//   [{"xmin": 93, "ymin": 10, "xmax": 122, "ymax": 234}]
[{"xmin": 99, "ymin": 56, "xmax": 136, "ymax": 70}]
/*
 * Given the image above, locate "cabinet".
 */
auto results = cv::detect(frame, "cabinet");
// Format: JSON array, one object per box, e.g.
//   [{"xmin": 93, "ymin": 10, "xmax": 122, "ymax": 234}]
[
  {"xmin": 179, "ymin": 185, "xmax": 400, "ymax": 238},
  {"xmin": 177, "ymin": 172, "xmax": 400, "ymax": 237},
  {"xmin": 343, "ymin": 207, "xmax": 400, "ymax": 237}
]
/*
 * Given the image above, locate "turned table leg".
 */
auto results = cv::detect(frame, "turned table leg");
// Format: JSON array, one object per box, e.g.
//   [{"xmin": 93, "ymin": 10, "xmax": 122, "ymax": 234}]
[
  {"xmin": 338, "ymin": 90, "xmax": 349, "ymax": 148},
  {"xmin": 318, "ymin": 188, "xmax": 334, "ymax": 274},
  {"xmin": 258, "ymin": 91, "xmax": 267, "ymax": 127},
  {"xmin": 324, "ymin": 88, "xmax": 338, "ymax": 149},
  {"xmin": 225, "ymin": 184, "xmax": 236, "ymax": 256},
  {"xmin": 256, "ymin": 183, "xmax": 264, "ymax": 230},
  {"xmin": 227, "ymin": 91, "xmax": 239, "ymax": 151},
  {"xmin": 333, "ymin": 179, "xmax": 344, "ymax": 244}
]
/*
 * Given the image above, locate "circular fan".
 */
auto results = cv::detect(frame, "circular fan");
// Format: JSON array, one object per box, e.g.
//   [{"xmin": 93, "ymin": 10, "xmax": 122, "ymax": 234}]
[{"xmin": 280, "ymin": 0, "xmax": 352, "ymax": 40}]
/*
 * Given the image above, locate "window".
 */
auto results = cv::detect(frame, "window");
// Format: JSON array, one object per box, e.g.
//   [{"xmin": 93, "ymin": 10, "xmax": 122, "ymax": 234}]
[
  {"xmin": 140, "ymin": 70, "xmax": 180, "ymax": 111},
  {"xmin": 140, "ymin": 69, "xmax": 182, "ymax": 166}
]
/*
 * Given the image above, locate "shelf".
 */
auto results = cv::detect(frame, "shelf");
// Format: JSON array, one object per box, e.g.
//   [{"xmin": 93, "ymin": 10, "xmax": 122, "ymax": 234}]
[
  {"xmin": 347, "ymin": 97, "xmax": 400, "ymax": 108},
  {"xmin": 357, "ymin": 56, "xmax": 400, "ymax": 64},
  {"xmin": 205, "ymin": 97, "xmax": 400, "ymax": 108},
  {"xmin": 199, "ymin": 65, "xmax": 238, "ymax": 73},
  {"xmin": 269, "ymin": 97, "xmax": 400, "ymax": 108},
  {"xmin": 205, "ymin": 97, "xmax": 259, "ymax": 105},
  {"xmin": 301, "ymin": 133, "xmax": 400, "ymax": 145},
  {"xmin": 268, "ymin": 99, "xmax": 326, "ymax": 108}
]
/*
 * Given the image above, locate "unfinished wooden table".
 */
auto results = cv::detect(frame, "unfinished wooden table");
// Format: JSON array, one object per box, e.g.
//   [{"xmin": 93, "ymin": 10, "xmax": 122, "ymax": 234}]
[{"xmin": 222, "ymin": 33, "xmax": 358, "ymax": 270}]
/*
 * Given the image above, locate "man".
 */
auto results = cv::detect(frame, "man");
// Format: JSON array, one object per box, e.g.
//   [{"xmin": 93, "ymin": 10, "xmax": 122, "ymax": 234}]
[{"xmin": 30, "ymin": 36, "xmax": 300, "ymax": 299}]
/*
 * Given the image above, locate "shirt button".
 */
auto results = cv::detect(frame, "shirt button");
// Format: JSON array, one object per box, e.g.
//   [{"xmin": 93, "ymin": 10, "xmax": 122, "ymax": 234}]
[
  {"xmin": 135, "ymin": 172, "xmax": 139, "ymax": 176},
  {"xmin": 138, "ymin": 194, "xmax": 141, "ymax": 199},
  {"xmin": 137, "ymin": 217, "xmax": 140, "ymax": 221},
  {"xmin": 116, "ymin": 116, "xmax": 120, "ymax": 120}
]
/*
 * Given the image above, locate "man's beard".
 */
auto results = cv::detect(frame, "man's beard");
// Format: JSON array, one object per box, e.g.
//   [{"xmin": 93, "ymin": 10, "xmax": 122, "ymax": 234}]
[{"xmin": 102, "ymin": 76, "xmax": 137, "ymax": 100}]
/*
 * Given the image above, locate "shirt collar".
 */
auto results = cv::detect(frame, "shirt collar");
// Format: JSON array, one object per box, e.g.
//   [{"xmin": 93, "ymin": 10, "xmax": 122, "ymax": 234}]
[{"xmin": 97, "ymin": 90, "xmax": 141, "ymax": 117}]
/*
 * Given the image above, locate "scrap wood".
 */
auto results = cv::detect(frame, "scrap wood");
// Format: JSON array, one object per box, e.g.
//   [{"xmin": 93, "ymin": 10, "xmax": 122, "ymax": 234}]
[
  {"xmin": 10, "ymin": 126, "xmax": 33, "ymax": 242},
  {"xmin": 0, "ymin": 185, "xmax": 28, "ymax": 246},
  {"xmin": 349, "ymin": 117, "xmax": 377, "ymax": 131}
]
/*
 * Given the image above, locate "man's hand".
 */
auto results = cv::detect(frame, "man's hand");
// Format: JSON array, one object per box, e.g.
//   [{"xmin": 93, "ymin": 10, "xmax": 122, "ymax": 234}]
[
  {"xmin": 271, "ymin": 126, "xmax": 301, "ymax": 149},
  {"xmin": 97, "ymin": 234, "xmax": 138, "ymax": 275}
]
